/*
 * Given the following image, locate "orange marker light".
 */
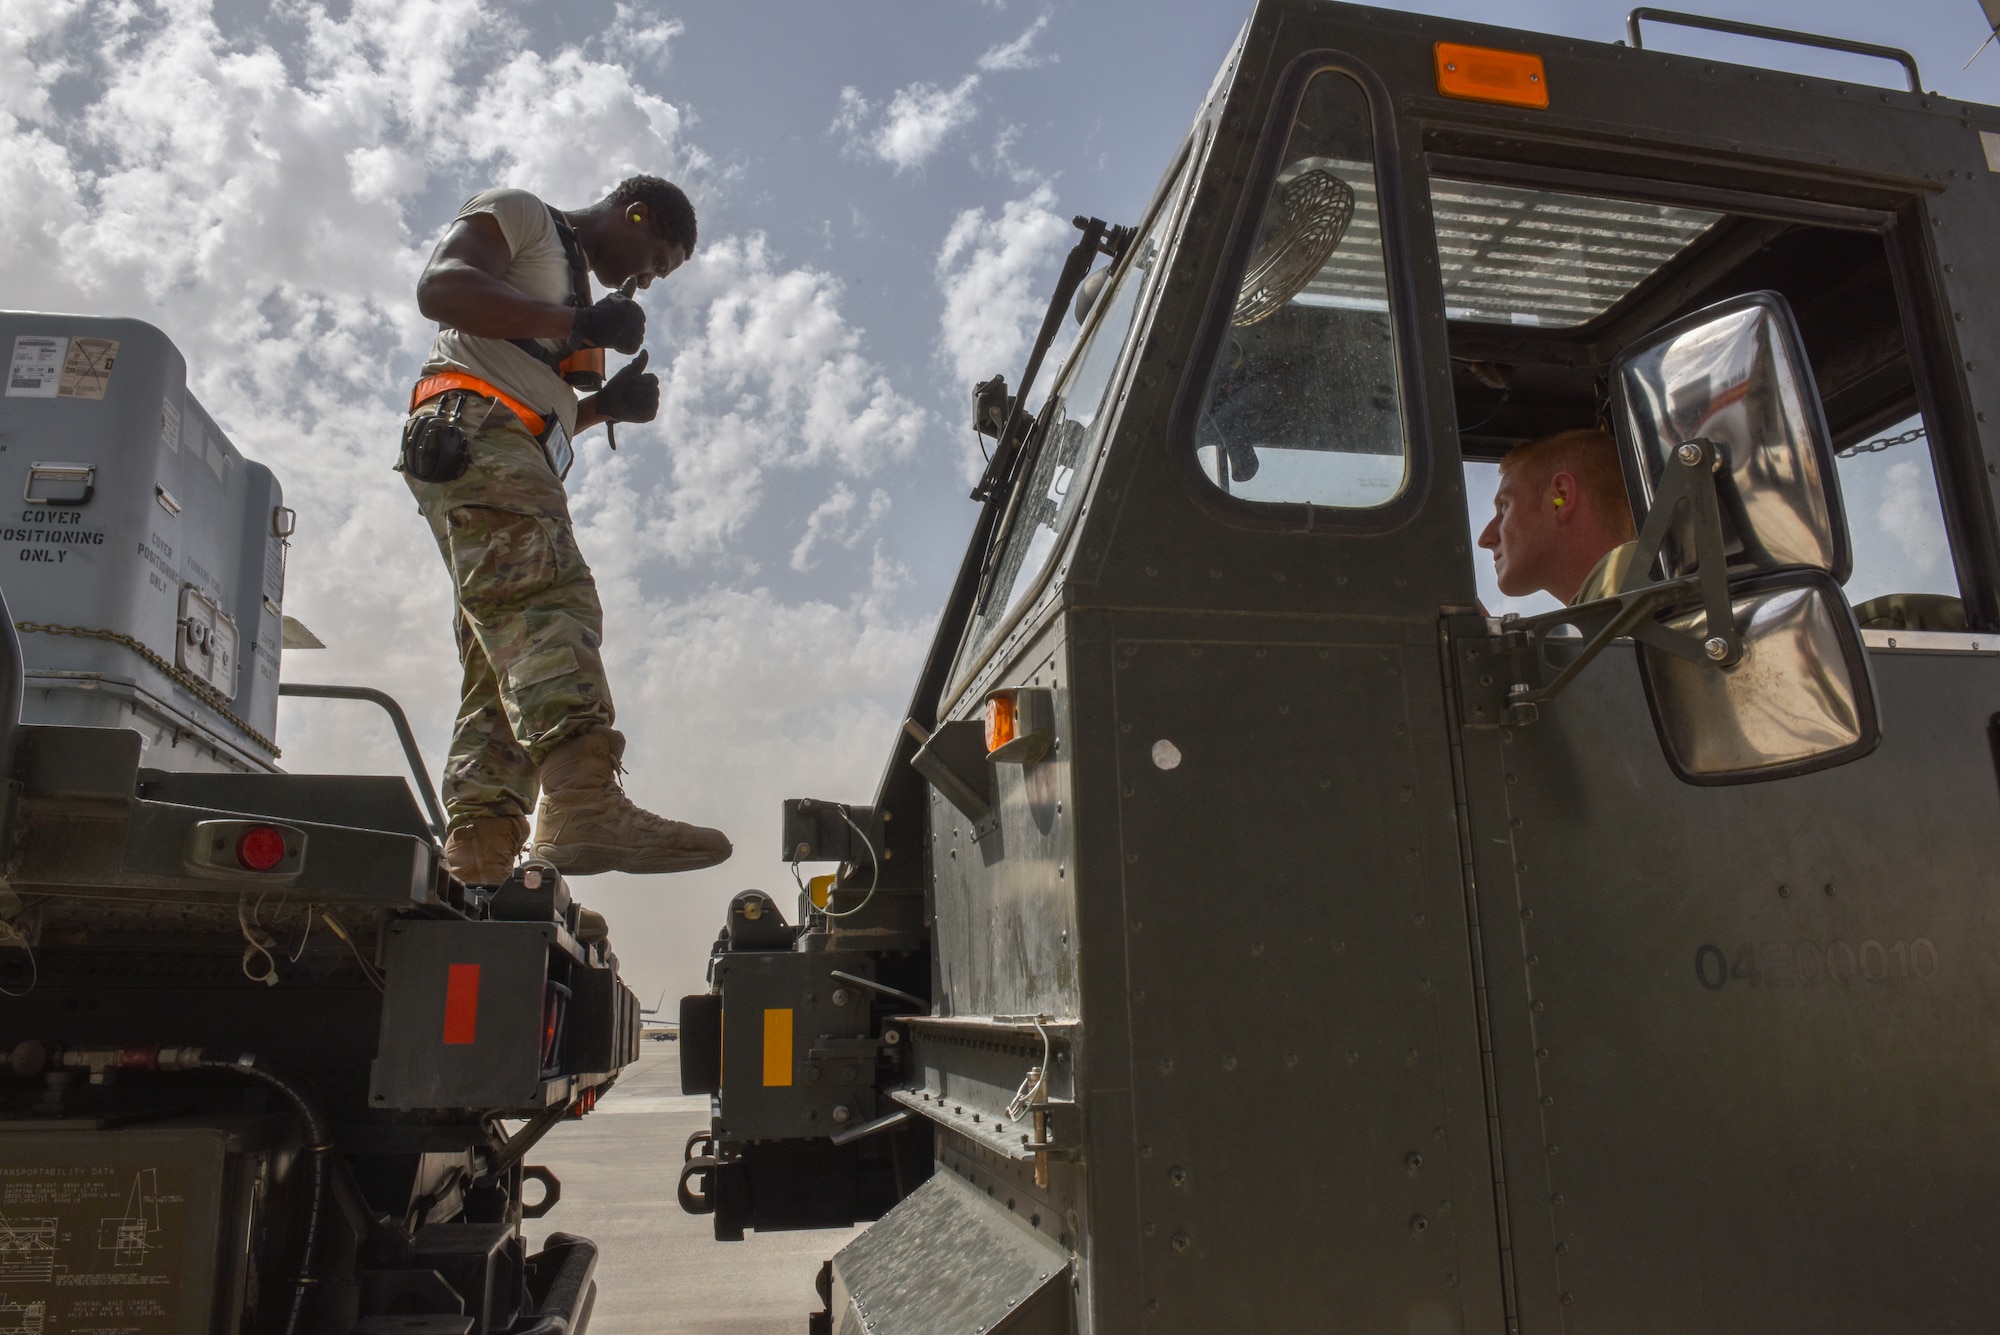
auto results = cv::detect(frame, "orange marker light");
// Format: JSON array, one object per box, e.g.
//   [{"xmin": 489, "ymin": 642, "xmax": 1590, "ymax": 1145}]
[
  {"xmin": 985, "ymin": 693, "xmax": 1019, "ymax": 755},
  {"xmin": 1435, "ymin": 42, "xmax": 1549, "ymax": 109}
]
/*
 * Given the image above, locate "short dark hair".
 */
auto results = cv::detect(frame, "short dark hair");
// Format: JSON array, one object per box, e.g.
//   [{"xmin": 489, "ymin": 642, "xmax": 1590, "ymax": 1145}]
[{"xmin": 609, "ymin": 176, "xmax": 697, "ymax": 253}]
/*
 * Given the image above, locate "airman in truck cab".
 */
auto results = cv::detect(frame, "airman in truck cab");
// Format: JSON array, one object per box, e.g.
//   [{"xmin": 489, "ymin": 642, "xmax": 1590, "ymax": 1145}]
[{"xmin": 1479, "ymin": 428, "xmax": 1639, "ymax": 605}]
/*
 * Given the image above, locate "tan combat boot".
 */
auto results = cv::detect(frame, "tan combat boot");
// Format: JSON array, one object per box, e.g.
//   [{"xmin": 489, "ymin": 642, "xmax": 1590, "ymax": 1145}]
[
  {"xmin": 441, "ymin": 814, "xmax": 529, "ymax": 887},
  {"xmin": 530, "ymin": 727, "xmax": 732, "ymax": 876}
]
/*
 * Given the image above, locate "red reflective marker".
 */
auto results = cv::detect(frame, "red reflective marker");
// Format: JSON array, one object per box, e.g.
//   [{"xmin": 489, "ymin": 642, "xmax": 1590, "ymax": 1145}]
[
  {"xmin": 442, "ymin": 964, "xmax": 481, "ymax": 1045},
  {"xmin": 236, "ymin": 826, "xmax": 288, "ymax": 872}
]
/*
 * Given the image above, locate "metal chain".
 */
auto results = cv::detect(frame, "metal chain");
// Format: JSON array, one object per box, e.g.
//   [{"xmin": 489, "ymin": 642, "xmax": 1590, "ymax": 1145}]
[
  {"xmin": 14, "ymin": 621, "xmax": 281, "ymax": 757},
  {"xmin": 1836, "ymin": 425, "xmax": 1927, "ymax": 458}
]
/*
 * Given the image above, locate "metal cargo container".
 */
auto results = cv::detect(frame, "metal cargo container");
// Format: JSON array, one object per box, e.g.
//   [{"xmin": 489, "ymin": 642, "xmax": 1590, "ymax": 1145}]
[{"xmin": 1, "ymin": 312, "xmax": 287, "ymax": 772}]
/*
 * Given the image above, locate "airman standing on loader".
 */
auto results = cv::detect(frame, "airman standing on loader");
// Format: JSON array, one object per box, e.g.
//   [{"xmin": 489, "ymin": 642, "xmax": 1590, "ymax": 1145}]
[{"xmin": 403, "ymin": 176, "xmax": 732, "ymax": 886}]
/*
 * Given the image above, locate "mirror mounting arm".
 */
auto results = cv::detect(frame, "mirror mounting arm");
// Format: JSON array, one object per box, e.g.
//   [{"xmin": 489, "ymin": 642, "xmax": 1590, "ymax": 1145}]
[{"xmin": 1497, "ymin": 438, "xmax": 1741, "ymax": 723}]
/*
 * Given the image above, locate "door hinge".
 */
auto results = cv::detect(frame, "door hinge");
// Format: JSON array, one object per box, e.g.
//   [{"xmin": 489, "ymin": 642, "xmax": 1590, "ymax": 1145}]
[{"xmin": 1445, "ymin": 613, "xmax": 1540, "ymax": 729}]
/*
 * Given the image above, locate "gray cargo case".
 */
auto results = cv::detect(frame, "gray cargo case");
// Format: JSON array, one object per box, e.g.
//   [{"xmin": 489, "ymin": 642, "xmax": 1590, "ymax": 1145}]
[{"xmin": 1, "ymin": 312, "xmax": 287, "ymax": 771}]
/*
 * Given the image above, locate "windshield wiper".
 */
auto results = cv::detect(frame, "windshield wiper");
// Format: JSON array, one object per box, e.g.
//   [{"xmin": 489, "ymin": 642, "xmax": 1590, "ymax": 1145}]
[{"xmin": 968, "ymin": 215, "xmax": 1132, "ymax": 505}]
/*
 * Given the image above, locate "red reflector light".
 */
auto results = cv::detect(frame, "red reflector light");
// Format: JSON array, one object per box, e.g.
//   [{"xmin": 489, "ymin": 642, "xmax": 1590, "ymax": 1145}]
[
  {"xmin": 236, "ymin": 826, "xmax": 288, "ymax": 872},
  {"xmin": 541, "ymin": 980, "xmax": 571, "ymax": 1074},
  {"xmin": 442, "ymin": 964, "xmax": 481, "ymax": 1045},
  {"xmin": 1435, "ymin": 42, "xmax": 1549, "ymax": 109}
]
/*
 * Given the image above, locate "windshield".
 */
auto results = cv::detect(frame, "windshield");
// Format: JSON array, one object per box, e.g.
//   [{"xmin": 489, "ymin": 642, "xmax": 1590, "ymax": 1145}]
[{"xmin": 952, "ymin": 157, "xmax": 1192, "ymax": 682}]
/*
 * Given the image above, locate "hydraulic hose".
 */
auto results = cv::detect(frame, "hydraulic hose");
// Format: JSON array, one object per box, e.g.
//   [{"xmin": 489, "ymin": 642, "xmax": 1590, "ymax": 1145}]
[{"xmin": 54, "ymin": 1045, "xmax": 331, "ymax": 1335}]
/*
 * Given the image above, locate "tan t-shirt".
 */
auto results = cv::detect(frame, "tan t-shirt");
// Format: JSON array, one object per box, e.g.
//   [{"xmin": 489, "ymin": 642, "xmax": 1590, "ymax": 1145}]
[
  {"xmin": 422, "ymin": 188, "xmax": 583, "ymax": 437},
  {"xmin": 1571, "ymin": 540, "xmax": 1640, "ymax": 604}
]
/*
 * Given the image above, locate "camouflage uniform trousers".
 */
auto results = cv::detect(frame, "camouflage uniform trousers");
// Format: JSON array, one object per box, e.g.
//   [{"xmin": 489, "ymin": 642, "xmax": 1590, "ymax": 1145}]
[{"xmin": 405, "ymin": 394, "xmax": 614, "ymax": 829}]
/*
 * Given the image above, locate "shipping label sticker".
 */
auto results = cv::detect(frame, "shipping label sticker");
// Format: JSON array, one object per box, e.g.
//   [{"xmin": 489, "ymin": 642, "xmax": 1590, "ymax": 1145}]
[
  {"xmin": 58, "ymin": 337, "xmax": 118, "ymax": 399},
  {"xmin": 6, "ymin": 335, "xmax": 67, "ymax": 398},
  {"xmin": 1983, "ymin": 130, "xmax": 2000, "ymax": 174},
  {"xmin": 159, "ymin": 395, "xmax": 180, "ymax": 452}
]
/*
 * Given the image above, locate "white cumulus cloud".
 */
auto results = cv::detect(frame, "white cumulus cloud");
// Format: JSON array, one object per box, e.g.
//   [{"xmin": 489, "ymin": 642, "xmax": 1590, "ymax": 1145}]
[
  {"xmin": 639, "ymin": 234, "xmax": 926, "ymax": 563},
  {"xmin": 831, "ymin": 16, "xmax": 1052, "ymax": 173},
  {"xmin": 978, "ymin": 14, "xmax": 1054, "ymax": 71},
  {"xmin": 791, "ymin": 484, "xmax": 894, "ymax": 571},
  {"xmin": 837, "ymin": 74, "xmax": 982, "ymax": 173},
  {"xmin": 0, "ymin": 0, "xmax": 937, "ymax": 1002},
  {"xmin": 878, "ymin": 75, "xmax": 982, "ymax": 170},
  {"xmin": 1877, "ymin": 459, "xmax": 1947, "ymax": 573},
  {"xmin": 601, "ymin": 3, "xmax": 684, "ymax": 68},
  {"xmin": 935, "ymin": 181, "xmax": 1071, "ymax": 391}
]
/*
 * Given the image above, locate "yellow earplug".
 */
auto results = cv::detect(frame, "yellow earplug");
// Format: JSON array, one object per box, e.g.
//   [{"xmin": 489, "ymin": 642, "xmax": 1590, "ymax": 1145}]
[
  {"xmin": 630, "ymin": 212, "xmax": 642, "ymax": 223},
  {"xmin": 1552, "ymin": 497, "xmax": 1565, "ymax": 507}
]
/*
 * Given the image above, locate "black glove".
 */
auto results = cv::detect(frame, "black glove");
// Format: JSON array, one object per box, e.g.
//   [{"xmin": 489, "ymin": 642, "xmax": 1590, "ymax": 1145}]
[
  {"xmin": 591, "ymin": 350, "xmax": 658, "ymax": 424},
  {"xmin": 571, "ymin": 291, "xmax": 646, "ymax": 355}
]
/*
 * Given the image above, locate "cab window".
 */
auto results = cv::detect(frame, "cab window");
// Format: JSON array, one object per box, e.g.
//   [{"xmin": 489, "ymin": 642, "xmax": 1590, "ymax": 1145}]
[
  {"xmin": 1193, "ymin": 69, "xmax": 1406, "ymax": 509},
  {"xmin": 1445, "ymin": 171, "xmax": 1963, "ymax": 628},
  {"xmin": 1831, "ymin": 415, "xmax": 1960, "ymax": 628}
]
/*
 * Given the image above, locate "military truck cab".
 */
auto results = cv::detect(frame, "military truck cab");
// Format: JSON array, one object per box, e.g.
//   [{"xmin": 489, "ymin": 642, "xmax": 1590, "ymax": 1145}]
[{"xmin": 687, "ymin": 5, "xmax": 2000, "ymax": 1331}]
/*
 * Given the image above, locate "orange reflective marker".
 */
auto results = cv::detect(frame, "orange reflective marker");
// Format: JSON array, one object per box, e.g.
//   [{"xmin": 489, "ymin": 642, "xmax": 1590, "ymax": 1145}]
[
  {"xmin": 1435, "ymin": 42, "xmax": 1549, "ymax": 109},
  {"xmin": 762, "ymin": 1008, "xmax": 794, "ymax": 1087},
  {"xmin": 985, "ymin": 693, "xmax": 1019, "ymax": 755}
]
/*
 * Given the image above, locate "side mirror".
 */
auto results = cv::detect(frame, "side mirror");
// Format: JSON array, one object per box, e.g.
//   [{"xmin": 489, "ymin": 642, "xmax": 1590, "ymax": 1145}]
[
  {"xmin": 1612, "ymin": 291, "xmax": 1878, "ymax": 782},
  {"xmin": 1489, "ymin": 292, "xmax": 1880, "ymax": 784},
  {"xmin": 1639, "ymin": 569, "xmax": 1878, "ymax": 784},
  {"xmin": 1073, "ymin": 269, "xmax": 1110, "ymax": 326},
  {"xmin": 1612, "ymin": 290, "xmax": 1851, "ymax": 581}
]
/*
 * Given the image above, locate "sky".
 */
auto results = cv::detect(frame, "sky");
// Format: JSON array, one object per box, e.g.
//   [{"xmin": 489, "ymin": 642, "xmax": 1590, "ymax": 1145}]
[{"xmin": 2, "ymin": 0, "xmax": 1994, "ymax": 1007}]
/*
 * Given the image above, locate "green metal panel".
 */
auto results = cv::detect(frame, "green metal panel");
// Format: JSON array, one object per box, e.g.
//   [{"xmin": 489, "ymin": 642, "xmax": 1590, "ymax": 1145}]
[
  {"xmin": 370, "ymin": 920, "xmax": 555, "ymax": 1112},
  {"xmin": 1096, "ymin": 617, "xmax": 1501, "ymax": 1332},
  {"xmin": 831, "ymin": 1170, "xmax": 1070, "ymax": 1335},
  {"xmin": 712, "ymin": 949, "xmax": 886, "ymax": 1143},
  {"xmin": 1452, "ymin": 638, "xmax": 2000, "ymax": 1330},
  {"xmin": 930, "ymin": 630, "xmax": 1080, "ymax": 1022},
  {"xmin": 0, "ymin": 1117, "xmax": 294, "ymax": 1334}
]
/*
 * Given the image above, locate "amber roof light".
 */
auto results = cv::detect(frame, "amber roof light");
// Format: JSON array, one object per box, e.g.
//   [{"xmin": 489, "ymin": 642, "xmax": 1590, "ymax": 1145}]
[{"xmin": 1435, "ymin": 42, "xmax": 1549, "ymax": 109}]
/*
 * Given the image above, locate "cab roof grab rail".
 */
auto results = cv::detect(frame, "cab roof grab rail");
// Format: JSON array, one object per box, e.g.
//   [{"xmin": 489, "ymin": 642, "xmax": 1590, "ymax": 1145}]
[{"xmin": 1626, "ymin": 8, "xmax": 1924, "ymax": 94}]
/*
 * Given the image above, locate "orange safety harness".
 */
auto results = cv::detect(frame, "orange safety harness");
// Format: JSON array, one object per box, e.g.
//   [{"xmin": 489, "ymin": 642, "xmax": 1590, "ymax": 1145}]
[{"xmin": 410, "ymin": 372, "xmax": 547, "ymax": 439}]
